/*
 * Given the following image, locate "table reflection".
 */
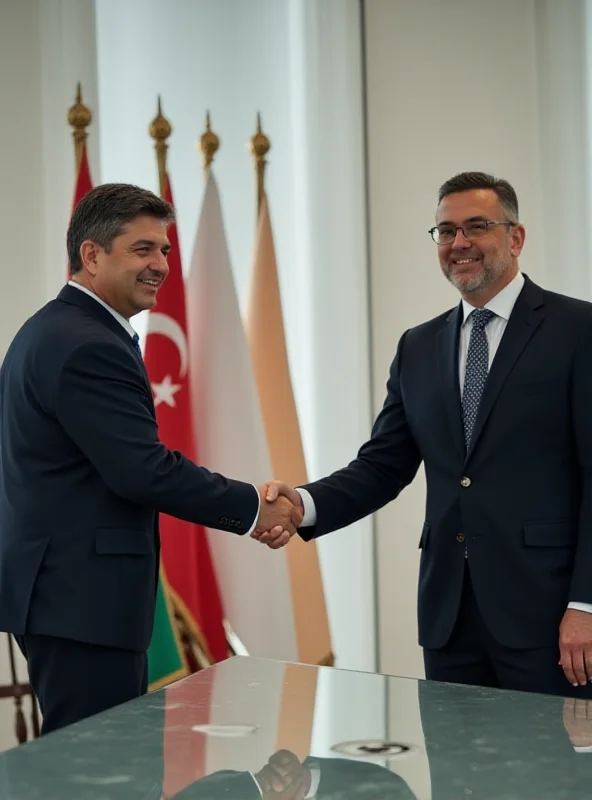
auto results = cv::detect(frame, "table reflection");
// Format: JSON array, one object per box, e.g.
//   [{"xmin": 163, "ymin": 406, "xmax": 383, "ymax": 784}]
[{"xmin": 0, "ymin": 657, "xmax": 591, "ymax": 799}]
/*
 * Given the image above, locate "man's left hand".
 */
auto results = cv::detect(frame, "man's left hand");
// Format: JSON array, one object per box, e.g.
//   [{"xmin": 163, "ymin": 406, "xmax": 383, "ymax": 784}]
[{"xmin": 559, "ymin": 609, "xmax": 592, "ymax": 686}]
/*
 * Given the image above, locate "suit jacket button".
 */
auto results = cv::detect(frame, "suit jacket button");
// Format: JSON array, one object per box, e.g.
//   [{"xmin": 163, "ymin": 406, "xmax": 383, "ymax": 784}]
[
  {"xmin": 460, "ymin": 476, "xmax": 471, "ymax": 487},
  {"xmin": 456, "ymin": 533, "xmax": 465, "ymax": 543}
]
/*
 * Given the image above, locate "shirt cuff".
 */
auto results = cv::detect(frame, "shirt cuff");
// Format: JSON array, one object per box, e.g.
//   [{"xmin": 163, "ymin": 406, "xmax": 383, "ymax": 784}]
[
  {"xmin": 574, "ymin": 746, "xmax": 592, "ymax": 753},
  {"xmin": 250, "ymin": 772, "xmax": 263, "ymax": 796},
  {"xmin": 306, "ymin": 766, "xmax": 320, "ymax": 797},
  {"xmin": 568, "ymin": 602, "xmax": 592, "ymax": 614},
  {"xmin": 296, "ymin": 488, "xmax": 317, "ymax": 527},
  {"xmin": 245, "ymin": 485, "xmax": 261, "ymax": 536}
]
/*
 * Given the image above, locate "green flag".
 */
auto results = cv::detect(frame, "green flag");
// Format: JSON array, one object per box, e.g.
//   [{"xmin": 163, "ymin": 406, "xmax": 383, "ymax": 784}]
[{"xmin": 148, "ymin": 567, "xmax": 189, "ymax": 690}]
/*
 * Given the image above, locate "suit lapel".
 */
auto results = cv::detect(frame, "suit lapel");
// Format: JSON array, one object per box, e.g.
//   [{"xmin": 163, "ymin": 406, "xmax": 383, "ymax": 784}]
[
  {"xmin": 465, "ymin": 277, "xmax": 545, "ymax": 463},
  {"xmin": 437, "ymin": 303, "xmax": 465, "ymax": 461},
  {"xmin": 58, "ymin": 284, "xmax": 156, "ymax": 416}
]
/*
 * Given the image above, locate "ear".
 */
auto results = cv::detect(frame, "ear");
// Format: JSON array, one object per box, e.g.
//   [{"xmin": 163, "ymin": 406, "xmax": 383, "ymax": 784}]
[
  {"xmin": 80, "ymin": 240, "xmax": 100, "ymax": 277},
  {"xmin": 510, "ymin": 223, "xmax": 526, "ymax": 257}
]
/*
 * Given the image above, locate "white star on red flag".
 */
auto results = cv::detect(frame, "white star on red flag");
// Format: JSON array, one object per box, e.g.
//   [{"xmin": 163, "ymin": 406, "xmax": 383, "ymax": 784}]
[{"xmin": 151, "ymin": 375, "xmax": 182, "ymax": 408}]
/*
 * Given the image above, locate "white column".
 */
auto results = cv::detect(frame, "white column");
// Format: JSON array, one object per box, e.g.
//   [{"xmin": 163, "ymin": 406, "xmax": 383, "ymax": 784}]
[
  {"xmin": 0, "ymin": 0, "xmax": 98, "ymax": 750},
  {"xmin": 287, "ymin": 0, "xmax": 376, "ymax": 672},
  {"xmin": 535, "ymin": 0, "xmax": 592, "ymax": 299}
]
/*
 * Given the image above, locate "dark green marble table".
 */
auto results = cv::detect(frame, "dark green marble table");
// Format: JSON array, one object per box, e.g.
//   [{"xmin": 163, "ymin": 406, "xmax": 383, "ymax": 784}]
[{"xmin": 0, "ymin": 655, "xmax": 591, "ymax": 798}]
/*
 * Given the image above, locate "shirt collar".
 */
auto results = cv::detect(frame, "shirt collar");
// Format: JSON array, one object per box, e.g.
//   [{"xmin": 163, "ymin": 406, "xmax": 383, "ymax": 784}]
[
  {"xmin": 461, "ymin": 271, "xmax": 525, "ymax": 324},
  {"xmin": 67, "ymin": 281, "xmax": 137, "ymax": 339}
]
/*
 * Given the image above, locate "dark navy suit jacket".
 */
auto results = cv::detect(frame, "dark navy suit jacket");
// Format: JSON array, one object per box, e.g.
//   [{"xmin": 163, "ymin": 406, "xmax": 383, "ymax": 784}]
[
  {"xmin": 300, "ymin": 276, "xmax": 592, "ymax": 649},
  {"xmin": 0, "ymin": 285, "xmax": 257, "ymax": 652}
]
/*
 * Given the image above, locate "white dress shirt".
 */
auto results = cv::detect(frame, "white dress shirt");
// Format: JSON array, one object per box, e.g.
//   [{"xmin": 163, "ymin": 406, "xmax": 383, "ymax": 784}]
[
  {"xmin": 67, "ymin": 281, "xmax": 260, "ymax": 532},
  {"xmin": 458, "ymin": 270, "xmax": 524, "ymax": 391},
  {"xmin": 68, "ymin": 280, "xmax": 137, "ymax": 338},
  {"xmin": 297, "ymin": 271, "xmax": 592, "ymax": 614}
]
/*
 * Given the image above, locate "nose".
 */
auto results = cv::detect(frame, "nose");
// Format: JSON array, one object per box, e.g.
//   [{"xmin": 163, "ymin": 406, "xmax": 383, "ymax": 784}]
[
  {"xmin": 451, "ymin": 227, "xmax": 471, "ymax": 248},
  {"xmin": 150, "ymin": 251, "xmax": 169, "ymax": 275}
]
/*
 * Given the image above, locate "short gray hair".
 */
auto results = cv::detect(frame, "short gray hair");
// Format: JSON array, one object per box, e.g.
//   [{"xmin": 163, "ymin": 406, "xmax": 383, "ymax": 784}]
[{"xmin": 438, "ymin": 172, "xmax": 519, "ymax": 222}]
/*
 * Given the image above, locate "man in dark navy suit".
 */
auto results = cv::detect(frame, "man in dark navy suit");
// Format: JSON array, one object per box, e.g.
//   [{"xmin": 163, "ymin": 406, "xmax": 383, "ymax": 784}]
[
  {"xmin": 0, "ymin": 183, "xmax": 299, "ymax": 734},
  {"xmin": 256, "ymin": 171, "xmax": 592, "ymax": 698}
]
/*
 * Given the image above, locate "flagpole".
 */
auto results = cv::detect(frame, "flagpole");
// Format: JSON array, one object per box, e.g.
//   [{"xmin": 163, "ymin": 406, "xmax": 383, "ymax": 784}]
[
  {"xmin": 246, "ymin": 116, "xmax": 335, "ymax": 667},
  {"xmin": 67, "ymin": 82, "xmax": 91, "ymax": 173},
  {"xmin": 249, "ymin": 112, "xmax": 270, "ymax": 217},
  {"xmin": 198, "ymin": 112, "xmax": 219, "ymax": 176},
  {"xmin": 149, "ymin": 96, "xmax": 172, "ymax": 197}
]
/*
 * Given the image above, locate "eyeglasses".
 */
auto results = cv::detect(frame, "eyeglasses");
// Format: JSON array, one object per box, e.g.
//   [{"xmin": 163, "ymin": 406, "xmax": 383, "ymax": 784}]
[{"xmin": 428, "ymin": 220, "xmax": 516, "ymax": 245}]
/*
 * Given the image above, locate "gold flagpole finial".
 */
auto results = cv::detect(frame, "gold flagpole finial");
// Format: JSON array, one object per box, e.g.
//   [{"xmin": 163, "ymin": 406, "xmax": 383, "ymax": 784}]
[
  {"xmin": 149, "ymin": 95, "xmax": 172, "ymax": 197},
  {"xmin": 67, "ymin": 82, "xmax": 92, "ymax": 173},
  {"xmin": 198, "ymin": 112, "xmax": 220, "ymax": 175},
  {"xmin": 249, "ymin": 112, "xmax": 271, "ymax": 217}
]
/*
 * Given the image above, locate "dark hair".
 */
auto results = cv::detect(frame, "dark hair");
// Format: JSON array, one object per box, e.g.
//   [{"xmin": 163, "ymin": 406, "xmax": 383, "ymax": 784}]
[
  {"xmin": 438, "ymin": 172, "xmax": 519, "ymax": 222},
  {"xmin": 67, "ymin": 183, "xmax": 175, "ymax": 274}
]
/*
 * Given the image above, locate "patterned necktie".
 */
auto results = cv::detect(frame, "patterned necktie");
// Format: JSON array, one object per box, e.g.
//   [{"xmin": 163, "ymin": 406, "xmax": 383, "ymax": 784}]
[
  {"xmin": 132, "ymin": 332, "xmax": 143, "ymax": 362},
  {"xmin": 461, "ymin": 308, "xmax": 495, "ymax": 448}
]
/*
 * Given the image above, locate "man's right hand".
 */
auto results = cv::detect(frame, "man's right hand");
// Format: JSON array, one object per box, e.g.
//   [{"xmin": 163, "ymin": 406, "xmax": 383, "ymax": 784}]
[{"xmin": 255, "ymin": 483, "xmax": 304, "ymax": 550}]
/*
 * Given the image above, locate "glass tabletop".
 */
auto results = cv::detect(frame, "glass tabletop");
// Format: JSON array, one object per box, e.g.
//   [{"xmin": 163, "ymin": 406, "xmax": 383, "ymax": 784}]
[{"xmin": 0, "ymin": 655, "xmax": 591, "ymax": 799}]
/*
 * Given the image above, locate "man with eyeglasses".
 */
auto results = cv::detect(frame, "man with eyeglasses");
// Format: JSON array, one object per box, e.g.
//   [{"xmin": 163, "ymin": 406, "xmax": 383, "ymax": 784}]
[{"xmin": 256, "ymin": 171, "xmax": 592, "ymax": 699}]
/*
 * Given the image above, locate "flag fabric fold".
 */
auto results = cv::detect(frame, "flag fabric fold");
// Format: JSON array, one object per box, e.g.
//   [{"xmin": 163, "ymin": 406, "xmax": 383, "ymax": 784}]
[{"xmin": 148, "ymin": 566, "xmax": 188, "ymax": 690}]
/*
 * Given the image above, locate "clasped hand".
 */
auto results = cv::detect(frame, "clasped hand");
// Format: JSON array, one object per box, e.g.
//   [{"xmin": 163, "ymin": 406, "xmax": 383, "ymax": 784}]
[
  {"xmin": 255, "ymin": 749, "xmax": 312, "ymax": 799},
  {"xmin": 254, "ymin": 481, "xmax": 303, "ymax": 550}
]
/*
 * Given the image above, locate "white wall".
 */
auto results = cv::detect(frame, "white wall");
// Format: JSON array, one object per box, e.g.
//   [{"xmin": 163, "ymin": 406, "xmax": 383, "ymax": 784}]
[
  {"xmin": 0, "ymin": 0, "xmax": 48, "ymax": 359},
  {"xmin": 0, "ymin": 0, "xmax": 99, "ymax": 750},
  {"xmin": 363, "ymin": 0, "xmax": 546, "ymax": 678}
]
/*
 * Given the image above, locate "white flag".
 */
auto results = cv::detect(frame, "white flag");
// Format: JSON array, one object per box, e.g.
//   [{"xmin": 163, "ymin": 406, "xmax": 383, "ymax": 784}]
[{"xmin": 186, "ymin": 173, "xmax": 298, "ymax": 661}]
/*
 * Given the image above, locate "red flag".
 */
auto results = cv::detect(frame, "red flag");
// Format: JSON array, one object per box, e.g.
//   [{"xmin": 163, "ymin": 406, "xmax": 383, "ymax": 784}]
[
  {"xmin": 72, "ymin": 144, "xmax": 93, "ymax": 211},
  {"xmin": 69, "ymin": 144, "xmax": 93, "ymax": 277},
  {"xmin": 144, "ymin": 173, "xmax": 227, "ymax": 663}
]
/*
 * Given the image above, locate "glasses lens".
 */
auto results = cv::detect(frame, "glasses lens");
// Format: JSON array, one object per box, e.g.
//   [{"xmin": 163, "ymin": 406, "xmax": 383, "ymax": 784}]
[
  {"xmin": 434, "ymin": 227, "xmax": 454, "ymax": 244},
  {"xmin": 465, "ymin": 221, "xmax": 488, "ymax": 239}
]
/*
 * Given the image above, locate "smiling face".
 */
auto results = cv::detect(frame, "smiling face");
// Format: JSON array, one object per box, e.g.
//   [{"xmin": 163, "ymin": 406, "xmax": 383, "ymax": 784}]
[
  {"xmin": 435, "ymin": 188, "xmax": 525, "ymax": 305},
  {"xmin": 78, "ymin": 214, "xmax": 171, "ymax": 318}
]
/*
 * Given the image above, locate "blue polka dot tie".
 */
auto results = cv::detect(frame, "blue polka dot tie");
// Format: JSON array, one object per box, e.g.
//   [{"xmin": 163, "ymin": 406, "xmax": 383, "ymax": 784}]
[
  {"xmin": 462, "ymin": 308, "xmax": 495, "ymax": 449},
  {"xmin": 132, "ymin": 333, "xmax": 143, "ymax": 362}
]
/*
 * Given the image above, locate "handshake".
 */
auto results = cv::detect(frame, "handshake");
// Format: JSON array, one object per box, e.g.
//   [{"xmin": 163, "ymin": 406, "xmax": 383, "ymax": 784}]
[{"xmin": 253, "ymin": 481, "xmax": 302, "ymax": 550}]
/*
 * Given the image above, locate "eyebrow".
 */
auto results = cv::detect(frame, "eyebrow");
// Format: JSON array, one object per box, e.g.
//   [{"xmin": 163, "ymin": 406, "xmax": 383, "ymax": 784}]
[
  {"xmin": 130, "ymin": 239, "xmax": 171, "ymax": 251},
  {"xmin": 436, "ymin": 215, "xmax": 489, "ymax": 226}
]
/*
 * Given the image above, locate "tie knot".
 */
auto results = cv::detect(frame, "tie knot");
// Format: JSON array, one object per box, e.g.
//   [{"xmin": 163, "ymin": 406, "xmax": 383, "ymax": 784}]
[
  {"xmin": 132, "ymin": 333, "xmax": 143, "ymax": 361},
  {"xmin": 471, "ymin": 308, "xmax": 495, "ymax": 330}
]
